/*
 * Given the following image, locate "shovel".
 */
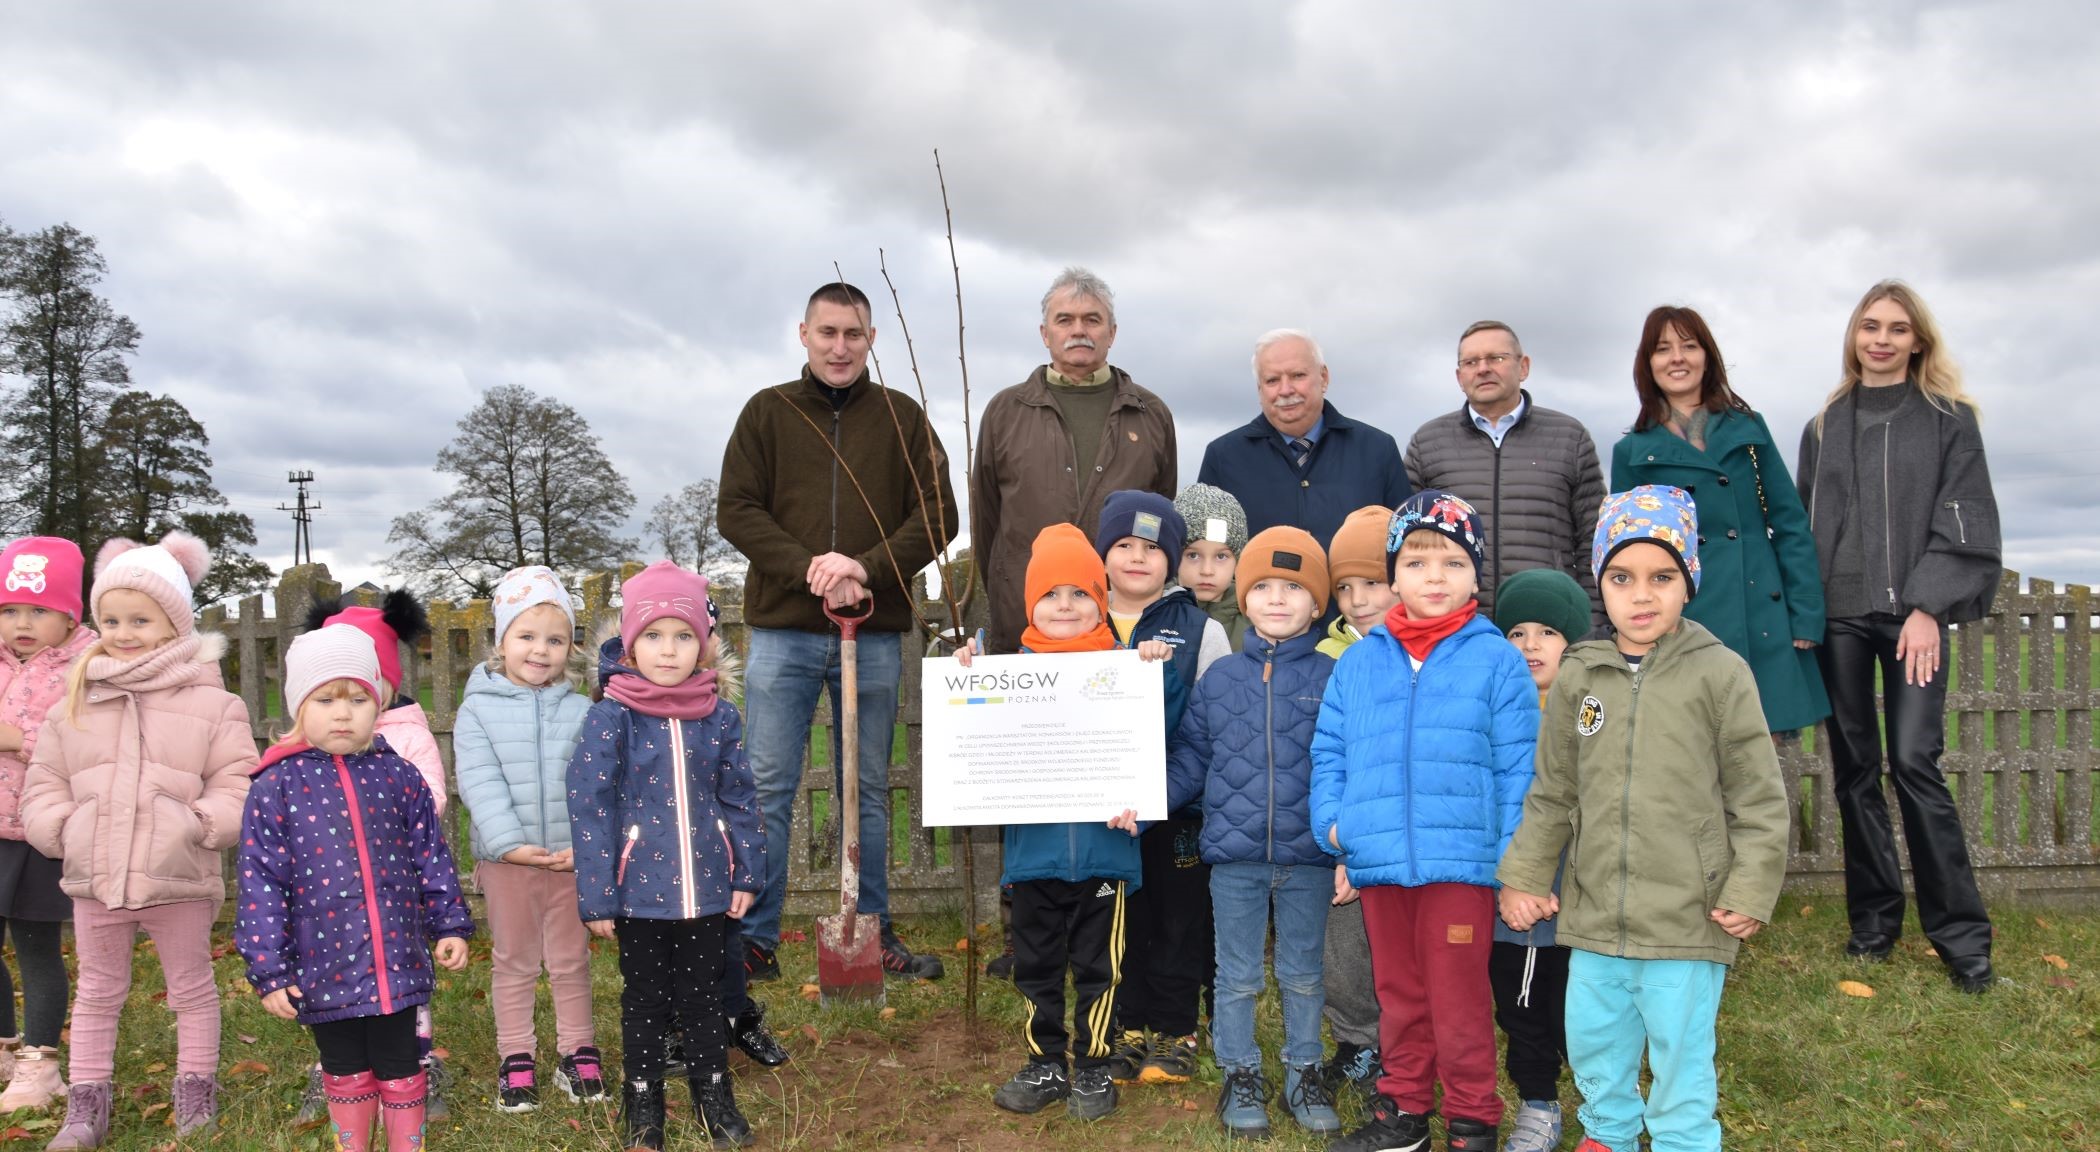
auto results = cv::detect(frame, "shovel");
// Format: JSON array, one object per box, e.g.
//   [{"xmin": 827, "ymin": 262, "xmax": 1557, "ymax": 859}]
[{"xmin": 817, "ymin": 594, "xmax": 885, "ymax": 1005}]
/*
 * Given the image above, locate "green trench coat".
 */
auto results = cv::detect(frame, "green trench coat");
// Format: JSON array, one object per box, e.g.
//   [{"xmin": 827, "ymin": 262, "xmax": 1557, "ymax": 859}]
[{"xmin": 1611, "ymin": 409, "xmax": 1831, "ymax": 733}]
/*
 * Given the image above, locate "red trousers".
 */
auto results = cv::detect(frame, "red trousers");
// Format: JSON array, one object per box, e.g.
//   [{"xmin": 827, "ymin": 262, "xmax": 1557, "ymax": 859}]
[{"xmin": 1358, "ymin": 882, "xmax": 1502, "ymax": 1126}]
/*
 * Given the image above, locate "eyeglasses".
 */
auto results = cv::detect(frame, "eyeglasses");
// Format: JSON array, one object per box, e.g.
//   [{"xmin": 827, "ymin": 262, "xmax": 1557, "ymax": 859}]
[{"xmin": 1458, "ymin": 353, "xmax": 1514, "ymax": 370}]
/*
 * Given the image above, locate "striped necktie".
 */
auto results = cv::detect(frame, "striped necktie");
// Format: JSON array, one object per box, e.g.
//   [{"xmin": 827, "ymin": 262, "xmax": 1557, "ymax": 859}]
[{"xmin": 1290, "ymin": 437, "xmax": 1312, "ymax": 467}]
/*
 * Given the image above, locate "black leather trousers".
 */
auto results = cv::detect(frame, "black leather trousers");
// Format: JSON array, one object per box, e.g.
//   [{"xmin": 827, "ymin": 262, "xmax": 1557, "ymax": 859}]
[{"xmin": 1818, "ymin": 613, "xmax": 1993, "ymax": 962}]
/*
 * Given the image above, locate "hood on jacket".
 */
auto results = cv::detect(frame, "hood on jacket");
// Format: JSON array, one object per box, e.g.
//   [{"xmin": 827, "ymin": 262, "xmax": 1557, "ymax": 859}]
[{"xmin": 1564, "ymin": 616, "xmax": 1720, "ymax": 674}]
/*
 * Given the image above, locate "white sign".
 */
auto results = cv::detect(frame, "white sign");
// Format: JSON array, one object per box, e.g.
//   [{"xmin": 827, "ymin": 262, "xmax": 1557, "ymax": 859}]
[{"xmin": 920, "ymin": 649, "xmax": 1167, "ymax": 826}]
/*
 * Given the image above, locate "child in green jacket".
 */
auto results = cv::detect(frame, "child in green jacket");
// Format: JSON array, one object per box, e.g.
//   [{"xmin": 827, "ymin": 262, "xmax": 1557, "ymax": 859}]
[{"xmin": 1498, "ymin": 485, "xmax": 1788, "ymax": 1152}]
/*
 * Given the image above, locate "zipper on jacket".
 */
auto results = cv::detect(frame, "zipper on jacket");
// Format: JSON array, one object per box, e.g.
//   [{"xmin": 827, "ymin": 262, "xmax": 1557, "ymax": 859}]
[
  {"xmin": 1263, "ymin": 648, "xmax": 1276, "ymax": 865},
  {"xmin": 1402, "ymin": 657, "xmax": 1421, "ymax": 877},
  {"xmin": 669, "ymin": 719, "xmax": 698, "ymax": 918},
  {"xmin": 333, "ymin": 754, "xmax": 395, "ymax": 1015},
  {"xmin": 830, "ymin": 409, "xmax": 842, "ymax": 554},
  {"xmin": 1946, "ymin": 501, "xmax": 1967, "ymax": 544},
  {"xmin": 534, "ymin": 689, "xmax": 547, "ymax": 855},
  {"xmin": 1883, "ymin": 423, "xmax": 1896, "ymax": 605},
  {"xmin": 1618, "ymin": 661, "xmax": 1644, "ymax": 955},
  {"xmin": 1489, "ymin": 437, "xmax": 1503, "ymax": 592}
]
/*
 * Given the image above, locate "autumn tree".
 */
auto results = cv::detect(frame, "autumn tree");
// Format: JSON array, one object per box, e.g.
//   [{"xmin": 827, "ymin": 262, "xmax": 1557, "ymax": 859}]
[{"xmin": 388, "ymin": 383, "xmax": 637, "ymax": 599}]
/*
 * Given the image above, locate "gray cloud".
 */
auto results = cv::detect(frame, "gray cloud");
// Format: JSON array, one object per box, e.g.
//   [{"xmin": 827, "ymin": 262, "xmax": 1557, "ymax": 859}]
[{"xmin": 2, "ymin": 0, "xmax": 2092, "ymax": 595}]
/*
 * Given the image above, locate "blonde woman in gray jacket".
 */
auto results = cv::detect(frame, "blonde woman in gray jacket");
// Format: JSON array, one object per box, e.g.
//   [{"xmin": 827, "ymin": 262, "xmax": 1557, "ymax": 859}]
[{"xmin": 1797, "ymin": 280, "xmax": 2001, "ymax": 994}]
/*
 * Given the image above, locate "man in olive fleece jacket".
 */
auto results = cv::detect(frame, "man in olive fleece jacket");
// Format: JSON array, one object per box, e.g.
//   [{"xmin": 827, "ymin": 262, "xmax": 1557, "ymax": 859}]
[{"xmin": 717, "ymin": 282, "xmax": 958, "ymax": 979}]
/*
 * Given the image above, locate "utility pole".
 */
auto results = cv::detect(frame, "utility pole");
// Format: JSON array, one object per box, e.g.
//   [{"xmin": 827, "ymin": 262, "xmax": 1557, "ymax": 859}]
[{"xmin": 279, "ymin": 470, "xmax": 320, "ymax": 565}]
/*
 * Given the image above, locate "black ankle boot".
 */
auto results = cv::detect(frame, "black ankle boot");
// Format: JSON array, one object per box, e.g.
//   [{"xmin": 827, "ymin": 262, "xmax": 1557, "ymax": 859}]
[
  {"xmin": 621, "ymin": 1079, "xmax": 667, "ymax": 1151},
  {"xmin": 731, "ymin": 1001, "xmax": 790, "ymax": 1067},
  {"xmin": 689, "ymin": 1072, "xmax": 752, "ymax": 1148}
]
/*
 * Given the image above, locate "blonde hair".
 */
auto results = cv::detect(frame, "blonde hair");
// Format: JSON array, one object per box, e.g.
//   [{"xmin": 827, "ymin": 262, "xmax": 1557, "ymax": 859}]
[
  {"xmin": 485, "ymin": 603, "xmax": 587, "ymax": 690},
  {"xmin": 59, "ymin": 639, "xmax": 107, "ymax": 726},
  {"xmin": 1817, "ymin": 280, "xmax": 1979, "ymax": 434},
  {"xmin": 274, "ymin": 679, "xmax": 379, "ymax": 751}
]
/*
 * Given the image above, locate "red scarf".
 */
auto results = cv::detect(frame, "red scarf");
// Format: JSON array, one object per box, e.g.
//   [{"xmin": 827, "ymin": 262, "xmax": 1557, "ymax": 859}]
[
  {"xmin": 1383, "ymin": 599, "xmax": 1479, "ymax": 663},
  {"xmin": 606, "ymin": 666, "xmax": 719, "ymax": 720},
  {"xmin": 1019, "ymin": 622, "xmax": 1118, "ymax": 654}
]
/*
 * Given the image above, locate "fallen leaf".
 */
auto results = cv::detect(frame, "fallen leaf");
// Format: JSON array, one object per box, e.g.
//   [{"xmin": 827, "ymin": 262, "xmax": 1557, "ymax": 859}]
[
  {"xmin": 799, "ymin": 1025, "xmax": 822, "ymax": 1045},
  {"xmin": 2046, "ymin": 975, "xmax": 2077, "ymax": 990},
  {"xmin": 1838, "ymin": 980, "xmax": 1877, "ymax": 998},
  {"xmin": 144, "ymin": 1062, "xmax": 168, "ymax": 1074},
  {"xmin": 799, "ymin": 983, "xmax": 822, "ymax": 1001},
  {"xmin": 1180, "ymin": 1099, "xmax": 1200, "ymax": 1112},
  {"xmin": 430, "ymin": 1047, "xmax": 450, "ymax": 1060},
  {"xmin": 954, "ymin": 938, "xmax": 971, "ymax": 952},
  {"xmin": 0, "ymin": 1128, "xmax": 32, "ymax": 1142},
  {"xmin": 879, "ymin": 1007, "xmax": 897, "ymax": 1020},
  {"xmin": 227, "ymin": 1060, "xmax": 272, "ymax": 1077},
  {"xmin": 2043, "ymin": 954, "xmax": 2070, "ymax": 970},
  {"xmin": 237, "ymin": 1034, "xmax": 259, "ymax": 1045},
  {"xmin": 2009, "ymin": 1100, "xmax": 2027, "ymax": 1110},
  {"xmin": 2035, "ymin": 916, "xmax": 2053, "ymax": 929},
  {"xmin": 565, "ymin": 1118, "xmax": 582, "ymax": 1132},
  {"xmin": 1797, "ymin": 905, "xmax": 1814, "ymax": 917},
  {"xmin": 131, "ymin": 1083, "xmax": 161, "ymax": 1102},
  {"xmin": 140, "ymin": 1103, "xmax": 168, "ymax": 1118}
]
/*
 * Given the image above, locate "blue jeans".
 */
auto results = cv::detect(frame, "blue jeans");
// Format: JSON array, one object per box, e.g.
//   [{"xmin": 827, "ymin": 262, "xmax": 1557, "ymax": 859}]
[
  {"xmin": 1209, "ymin": 862, "xmax": 1331, "ymax": 1071},
  {"xmin": 741, "ymin": 626, "xmax": 902, "ymax": 952},
  {"xmin": 1565, "ymin": 951, "xmax": 1727, "ymax": 1152}
]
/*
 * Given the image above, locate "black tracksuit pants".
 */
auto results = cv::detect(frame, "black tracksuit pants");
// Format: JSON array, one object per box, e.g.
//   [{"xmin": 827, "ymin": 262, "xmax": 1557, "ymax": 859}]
[
  {"xmin": 1488, "ymin": 941, "xmax": 1570, "ymax": 1103},
  {"xmin": 617, "ymin": 915, "xmax": 729, "ymax": 1081},
  {"xmin": 1115, "ymin": 818, "xmax": 1212, "ymax": 1037},
  {"xmin": 1011, "ymin": 878, "xmax": 1126, "ymax": 1070}
]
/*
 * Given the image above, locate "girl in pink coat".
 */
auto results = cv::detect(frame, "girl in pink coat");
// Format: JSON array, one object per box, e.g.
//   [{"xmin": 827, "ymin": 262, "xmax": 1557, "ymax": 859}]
[
  {"xmin": 20, "ymin": 532, "xmax": 257, "ymax": 1150},
  {"xmin": 0, "ymin": 538, "xmax": 97, "ymax": 1112}
]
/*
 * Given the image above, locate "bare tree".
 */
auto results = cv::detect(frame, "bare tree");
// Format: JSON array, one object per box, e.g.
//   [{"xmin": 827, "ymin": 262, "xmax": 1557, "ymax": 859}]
[
  {"xmin": 387, "ymin": 383, "xmax": 637, "ymax": 599},
  {"xmin": 644, "ymin": 479, "xmax": 744, "ymax": 576}
]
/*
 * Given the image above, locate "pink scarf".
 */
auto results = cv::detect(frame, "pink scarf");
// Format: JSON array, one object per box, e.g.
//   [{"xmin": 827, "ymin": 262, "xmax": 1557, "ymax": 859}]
[
  {"xmin": 605, "ymin": 667, "xmax": 718, "ymax": 721},
  {"xmin": 83, "ymin": 634, "xmax": 221, "ymax": 694}
]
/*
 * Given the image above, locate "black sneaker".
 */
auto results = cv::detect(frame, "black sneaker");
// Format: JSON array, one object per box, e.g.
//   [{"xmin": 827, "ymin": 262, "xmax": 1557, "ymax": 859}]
[
  {"xmin": 992, "ymin": 1062, "xmax": 1069, "ymax": 1114},
  {"xmin": 1104, "ymin": 1030, "xmax": 1147, "ymax": 1085},
  {"xmin": 293, "ymin": 1063, "xmax": 326, "ymax": 1124},
  {"xmin": 1067, "ymin": 1065, "xmax": 1118, "ymax": 1121},
  {"xmin": 1447, "ymin": 1116, "xmax": 1499, "ymax": 1151},
  {"xmin": 423, "ymin": 1054, "xmax": 451, "ymax": 1121},
  {"xmin": 881, "ymin": 931, "xmax": 945, "ymax": 981},
  {"xmin": 731, "ymin": 1002, "xmax": 790, "ymax": 1067},
  {"xmin": 1137, "ymin": 1032, "xmax": 1198, "ymax": 1084},
  {"xmin": 621, "ymin": 1079, "xmax": 666, "ymax": 1151},
  {"xmin": 556, "ymin": 1046, "xmax": 609, "ymax": 1102},
  {"xmin": 1327, "ymin": 1040, "xmax": 1383, "ymax": 1103},
  {"xmin": 744, "ymin": 939, "xmax": 781, "ymax": 983},
  {"xmin": 985, "ymin": 937, "xmax": 1017, "ymax": 981},
  {"xmin": 496, "ymin": 1052, "xmax": 539, "ymax": 1112},
  {"xmin": 1329, "ymin": 1094, "xmax": 1432, "ymax": 1152},
  {"xmin": 664, "ymin": 1032, "xmax": 688, "ymax": 1080},
  {"xmin": 689, "ymin": 1072, "xmax": 752, "ymax": 1148}
]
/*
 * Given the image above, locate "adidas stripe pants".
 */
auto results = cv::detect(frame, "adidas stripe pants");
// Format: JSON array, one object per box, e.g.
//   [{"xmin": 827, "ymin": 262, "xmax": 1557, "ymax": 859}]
[{"xmin": 1010, "ymin": 877, "xmax": 1126, "ymax": 1070}]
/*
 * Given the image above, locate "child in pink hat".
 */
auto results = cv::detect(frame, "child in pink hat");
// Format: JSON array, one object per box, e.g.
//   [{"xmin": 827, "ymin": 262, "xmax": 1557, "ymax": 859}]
[{"xmin": 0, "ymin": 537, "xmax": 97, "ymax": 1110}]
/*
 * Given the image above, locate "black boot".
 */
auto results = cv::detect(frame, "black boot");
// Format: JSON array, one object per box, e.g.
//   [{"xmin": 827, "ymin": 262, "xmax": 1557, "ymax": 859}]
[
  {"xmin": 621, "ymin": 1079, "xmax": 667, "ymax": 1151},
  {"xmin": 689, "ymin": 1071, "xmax": 752, "ymax": 1148},
  {"xmin": 731, "ymin": 1001, "xmax": 790, "ymax": 1067}
]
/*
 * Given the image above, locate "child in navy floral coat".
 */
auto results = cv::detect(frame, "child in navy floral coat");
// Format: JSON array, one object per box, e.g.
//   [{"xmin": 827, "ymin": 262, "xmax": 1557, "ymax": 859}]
[
  {"xmin": 238, "ymin": 625, "xmax": 473, "ymax": 1152},
  {"xmin": 568, "ymin": 561, "xmax": 763, "ymax": 1151}
]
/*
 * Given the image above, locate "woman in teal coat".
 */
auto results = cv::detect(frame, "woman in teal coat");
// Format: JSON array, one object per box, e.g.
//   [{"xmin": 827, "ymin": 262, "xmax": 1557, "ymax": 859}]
[{"xmin": 1610, "ymin": 305, "xmax": 1831, "ymax": 734}]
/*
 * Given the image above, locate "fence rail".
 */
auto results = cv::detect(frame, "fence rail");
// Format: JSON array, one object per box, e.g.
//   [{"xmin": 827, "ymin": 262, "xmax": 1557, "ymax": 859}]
[{"xmin": 202, "ymin": 566, "xmax": 2099, "ymax": 915}]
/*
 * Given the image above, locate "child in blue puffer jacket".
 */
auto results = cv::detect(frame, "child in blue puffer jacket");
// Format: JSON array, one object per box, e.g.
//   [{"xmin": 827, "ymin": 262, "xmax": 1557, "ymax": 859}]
[
  {"xmin": 453, "ymin": 566, "xmax": 601, "ymax": 1111},
  {"xmin": 567, "ymin": 561, "xmax": 762, "ymax": 1152},
  {"xmin": 239, "ymin": 625, "xmax": 474, "ymax": 1152},
  {"xmin": 1311, "ymin": 492, "xmax": 1540, "ymax": 1152},
  {"xmin": 1155, "ymin": 526, "xmax": 1340, "ymax": 1139}
]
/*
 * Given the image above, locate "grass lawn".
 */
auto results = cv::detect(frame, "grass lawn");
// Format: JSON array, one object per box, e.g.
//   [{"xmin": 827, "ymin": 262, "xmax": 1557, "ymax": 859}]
[{"xmin": 20, "ymin": 895, "xmax": 2096, "ymax": 1150}]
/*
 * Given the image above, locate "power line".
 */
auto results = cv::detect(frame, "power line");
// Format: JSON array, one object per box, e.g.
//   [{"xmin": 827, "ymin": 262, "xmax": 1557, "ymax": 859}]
[{"xmin": 278, "ymin": 471, "xmax": 320, "ymax": 565}]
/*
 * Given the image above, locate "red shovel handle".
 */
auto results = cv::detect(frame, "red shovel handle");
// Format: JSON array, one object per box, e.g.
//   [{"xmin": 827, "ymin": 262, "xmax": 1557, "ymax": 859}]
[{"xmin": 822, "ymin": 593, "xmax": 874, "ymax": 641}]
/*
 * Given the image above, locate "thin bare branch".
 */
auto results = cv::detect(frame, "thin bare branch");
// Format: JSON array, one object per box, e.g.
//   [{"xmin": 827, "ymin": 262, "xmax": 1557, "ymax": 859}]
[{"xmin": 934, "ymin": 149, "xmax": 980, "ymax": 611}]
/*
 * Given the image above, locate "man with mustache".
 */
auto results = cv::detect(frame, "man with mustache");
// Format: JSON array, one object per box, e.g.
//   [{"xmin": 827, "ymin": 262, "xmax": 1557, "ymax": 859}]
[
  {"xmin": 971, "ymin": 268, "xmax": 1178, "ymax": 655},
  {"xmin": 1402, "ymin": 320, "xmax": 1605, "ymax": 622},
  {"xmin": 1196, "ymin": 328, "xmax": 1412, "ymax": 550}
]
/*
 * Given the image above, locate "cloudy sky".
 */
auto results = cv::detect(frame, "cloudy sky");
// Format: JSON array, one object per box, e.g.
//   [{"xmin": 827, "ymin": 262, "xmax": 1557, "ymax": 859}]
[{"xmin": 5, "ymin": 1, "xmax": 2095, "ymax": 595}]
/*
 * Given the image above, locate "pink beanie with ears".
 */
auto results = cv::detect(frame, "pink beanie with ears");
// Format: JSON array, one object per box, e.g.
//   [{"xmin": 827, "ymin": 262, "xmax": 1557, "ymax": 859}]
[
  {"xmin": 90, "ymin": 531, "xmax": 211, "ymax": 637},
  {"xmin": 619, "ymin": 561, "xmax": 710, "ymax": 655}
]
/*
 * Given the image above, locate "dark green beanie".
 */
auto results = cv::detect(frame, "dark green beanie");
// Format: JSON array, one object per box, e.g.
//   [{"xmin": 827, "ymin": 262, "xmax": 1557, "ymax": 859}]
[{"xmin": 1491, "ymin": 567, "xmax": 1591, "ymax": 640}]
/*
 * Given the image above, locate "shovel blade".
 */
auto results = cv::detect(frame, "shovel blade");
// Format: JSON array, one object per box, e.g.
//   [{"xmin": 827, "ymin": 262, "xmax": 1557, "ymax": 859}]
[{"xmin": 816, "ymin": 911, "xmax": 885, "ymax": 1005}]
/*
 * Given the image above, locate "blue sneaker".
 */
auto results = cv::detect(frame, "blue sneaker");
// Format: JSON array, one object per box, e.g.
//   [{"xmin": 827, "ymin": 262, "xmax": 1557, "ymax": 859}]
[
  {"xmin": 1284, "ymin": 1063, "xmax": 1340, "ymax": 1133},
  {"xmin": 1215, "ymin": 1068, "xmax": 1269, "ymax": 1139},
  {"xmin": 1506, "ymin": 1099, "xmax": 1562, "ymax": 1152}
]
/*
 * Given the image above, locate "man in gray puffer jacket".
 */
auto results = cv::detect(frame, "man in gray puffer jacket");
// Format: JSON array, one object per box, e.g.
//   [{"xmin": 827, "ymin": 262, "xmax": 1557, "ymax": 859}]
[{"xmin": 1403, "ymin": 321, "xmax": 1605, "ymax": 623}]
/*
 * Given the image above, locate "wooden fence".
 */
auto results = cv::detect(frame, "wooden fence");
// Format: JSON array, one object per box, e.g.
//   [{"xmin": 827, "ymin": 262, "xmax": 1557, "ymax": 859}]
[{"xmin": 203, "ymin": 566, "xmax": 2099, "ymax": 916}]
